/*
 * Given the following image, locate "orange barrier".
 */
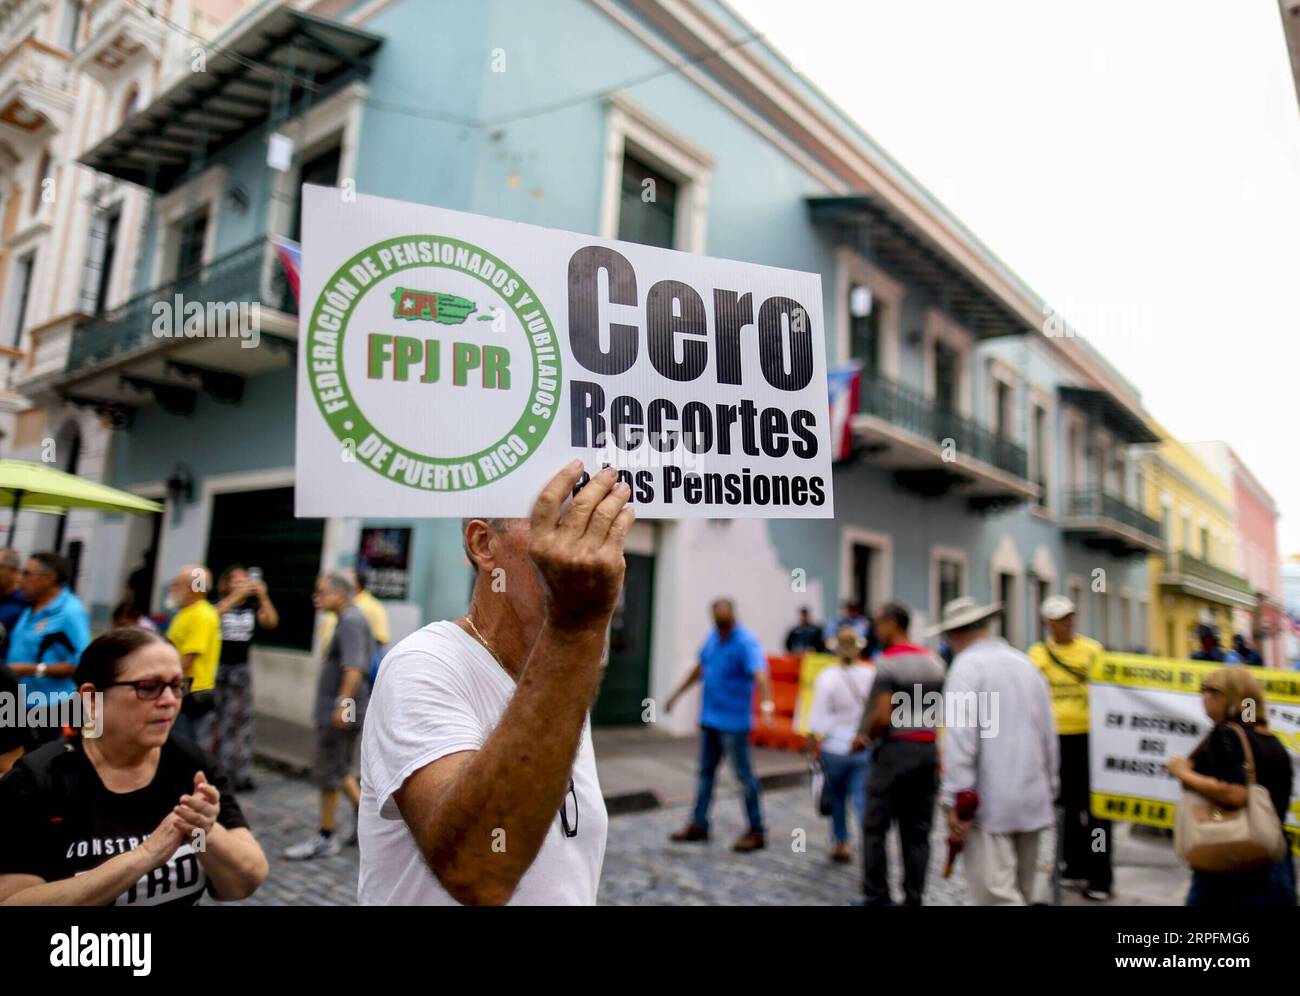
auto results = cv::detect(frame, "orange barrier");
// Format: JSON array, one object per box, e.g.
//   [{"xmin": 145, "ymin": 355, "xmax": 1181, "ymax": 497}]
[{"xmin": 750, "ymin": 653, "xmax": 807, "ymax": 751}]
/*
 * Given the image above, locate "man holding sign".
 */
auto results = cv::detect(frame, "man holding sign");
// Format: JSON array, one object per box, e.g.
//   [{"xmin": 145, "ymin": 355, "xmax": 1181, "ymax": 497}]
[{"xmin": 357, "ymin": 461, "xmax": 631, "ymax": 905}]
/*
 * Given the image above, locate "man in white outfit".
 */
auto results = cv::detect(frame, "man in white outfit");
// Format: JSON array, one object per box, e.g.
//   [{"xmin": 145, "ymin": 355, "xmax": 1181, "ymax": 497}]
[{"xmin": 933, "ymin": 597, "xmax": 1059, "ymax": 906}]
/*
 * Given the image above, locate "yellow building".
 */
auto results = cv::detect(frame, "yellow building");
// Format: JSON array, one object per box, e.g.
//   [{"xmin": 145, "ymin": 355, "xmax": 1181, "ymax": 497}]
[{"xmin": 1139, "ymin": 435, "xmax": 1255, "ymax": 659}]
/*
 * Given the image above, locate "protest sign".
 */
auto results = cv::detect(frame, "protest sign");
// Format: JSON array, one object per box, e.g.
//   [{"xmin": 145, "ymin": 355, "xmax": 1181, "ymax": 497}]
[
  {"xmin": 295, "ymin": 188, "xmax": 833, "ymax": 518},
  {"xmin": 1088, "ymin": 654, "xmax": 1300, "ymax": 854}
]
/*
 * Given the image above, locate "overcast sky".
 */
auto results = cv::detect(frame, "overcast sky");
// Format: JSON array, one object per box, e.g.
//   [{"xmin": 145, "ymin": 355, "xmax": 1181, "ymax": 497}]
[{"xmin": 730, "ymin": 0, "xmax": 1299, "ymax": 555}]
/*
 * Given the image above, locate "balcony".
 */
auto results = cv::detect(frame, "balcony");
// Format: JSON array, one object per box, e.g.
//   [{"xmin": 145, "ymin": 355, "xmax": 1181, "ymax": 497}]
[
  {"xmin": 78, "ymin": 6, "xmax": 382, "ymax": 193},
  {"xmin": 71, "ymin": 0, "xmax": 166, "ymax": 86},
  {"xmin": 1160, "ymin": 551, "xmax": 1257, "ymax": 610},
  {"xmin": 1062, "ymin": 488, "xmax": 1164, "ymax": 556},
  {"xmin": 851, "ymin": 371, "xmax": 1035, "ymax": 503},
  {"xmin": 0, "ymin": 33, "xmax": 73, "ymax": 141},
  {"xmin": 56, "ymin": 237, "xmax": 298, "ymax": 425}
]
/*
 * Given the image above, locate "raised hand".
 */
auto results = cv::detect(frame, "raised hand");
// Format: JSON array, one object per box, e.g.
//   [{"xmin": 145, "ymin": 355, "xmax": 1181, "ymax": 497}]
[{"xmin": 528, "ymin": 462, "xmax": 634, "ymax": 634}]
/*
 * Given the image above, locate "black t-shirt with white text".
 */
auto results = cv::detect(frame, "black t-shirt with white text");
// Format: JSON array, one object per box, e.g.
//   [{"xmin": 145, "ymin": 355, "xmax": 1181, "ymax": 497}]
[
  {"xmin": 220, "ymin": 597, "xmax": 260, "ymax": 666},
  {"xmin": 0, "ymin": 735, "xmax": 248, "ymax": 906}
]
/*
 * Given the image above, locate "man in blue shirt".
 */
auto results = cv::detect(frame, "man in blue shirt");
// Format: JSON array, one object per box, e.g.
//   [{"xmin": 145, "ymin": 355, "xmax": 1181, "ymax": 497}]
[
  {"xmin": 666, "ymin": 598, "xmax": 773, "ymax": 852},
  {"xmin": 0, "ymin": 548, "xmax": 30, "ymax": 659},
  {"xmin": 6, "ymin": 552, "xmax": 91, "ymax": 746}
]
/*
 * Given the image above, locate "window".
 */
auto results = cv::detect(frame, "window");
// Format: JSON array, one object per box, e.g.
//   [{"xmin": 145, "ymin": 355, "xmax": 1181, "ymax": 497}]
[
  {"xmin": 31, "ymin": 152, "xmax": 52, "ymax": 216},
  {"xmin": 1031, "ymin": 404, "xmax": 1048, "ymax": 507},
  {"xmin": 1200, "ymin": 526, "xmax": 1210, "ymax": 561},
  {"xmin": 1068, "ymin": 578, "xmax": 1085, "ymax": 630},
  {"xmin": 1119, "ymin": 595, "xmax": 1131, "ymax": 652},
  {"xmin": 938, "ymin": 558, "xmax": 963, "ymax": 611},
  {"xmin": 5, "ymin": 252, "xmax": 36, "ymax": 348},
  {"xmin": 79, "ymin": 209, "xmax": 121, "ymax": 315},
  {"xmin": 1035, "ymin": 577, "xmax": 1050, "ymax": 642},
  {"xmin": 1098, "ymin": 592, "xmax": 1110, "ymax": 647},
  {"xmin": 617, "ymin": 153, "xmax": 677, "ymax": 249},
  {"xmin": 122, "ymin": 85, "xmax": 139, "ymax": 124},
  {"xmin": 848, "ymin": 284, "xmax": 882, "ymax": 377},
  {"xmin": 58, "ymin": 0, "xmax": 82, "ymax": 52},
  {"xmin": 934, "ymin": 340, "xmax": 959, "ymax": 412},
  {"xmin": 175, "ymin": 210, "xmax": 208, "ymax": 278},
  {"xmin": 205, "ymin": 487, "xmax": 324, "ymax": 651},
  {"xmin": 291, "ymin": 143, "xmax": 342, "ymax": 242},
  {"xmin": 1065, "ymin": 422, "xmax": 1080, "ymax": 494},
  {"xmin": 1161, "ymin": 506, "xmax": 1172, "ymax": 548},
  {"xmin": 997, "ymin": 572, "xmax": 1016, "ymax": 645},
  {"xmin": 849, "ymin": 543, "xmax": 874, "ymax": 615},
  {"xmin": 994, "ymin": 381, "xmax": 1011, "ymax": 438}
]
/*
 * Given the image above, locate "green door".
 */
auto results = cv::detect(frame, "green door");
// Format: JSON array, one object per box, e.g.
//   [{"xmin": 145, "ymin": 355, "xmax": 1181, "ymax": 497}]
[{"xmin": 593, "ymin": 552, "xmax": 654, "ymax": 725}]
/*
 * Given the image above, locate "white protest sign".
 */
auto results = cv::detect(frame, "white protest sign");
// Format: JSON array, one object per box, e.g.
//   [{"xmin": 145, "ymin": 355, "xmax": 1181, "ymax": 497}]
[
  {"xmin": 295, "ymin": 188, "xmax": 833, "ymax": 518},
  {"xmin": 1089, "ymin": 655, "xmax": 1300, "ymax": 853}
]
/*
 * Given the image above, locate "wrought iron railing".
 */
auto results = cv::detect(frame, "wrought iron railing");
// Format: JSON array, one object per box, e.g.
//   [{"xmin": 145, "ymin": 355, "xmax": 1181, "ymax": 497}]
[
  {"xmin": 1066, "ymin": 489, "xmax": 1163, "ymax": 542},
  {"xmin": 67, "ymin": 237, "xmax": 295, "ymax": 374},
  {"xmin": 857, "ymin": 371, "xmax": 1028, "ymax": 480},
  {"xmin": 1163, "ymin": 551, "xmax": 1253, "ymax": 597}
]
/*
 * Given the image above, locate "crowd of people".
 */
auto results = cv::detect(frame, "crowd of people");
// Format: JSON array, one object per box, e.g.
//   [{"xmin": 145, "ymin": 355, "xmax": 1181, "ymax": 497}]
[
  {"xmin": 0, "ymin": 459, "xmax": 1293, "ymax": 907},
  {"xmin": 778, "ymin": 594, "xmax": 1296, "ymax": 907}
]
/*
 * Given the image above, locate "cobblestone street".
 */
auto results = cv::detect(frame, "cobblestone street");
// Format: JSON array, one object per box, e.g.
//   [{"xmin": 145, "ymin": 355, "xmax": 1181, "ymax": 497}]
[{"xmin": 215, "ymin": 763, "xmax": 1063, "ymax": 906}]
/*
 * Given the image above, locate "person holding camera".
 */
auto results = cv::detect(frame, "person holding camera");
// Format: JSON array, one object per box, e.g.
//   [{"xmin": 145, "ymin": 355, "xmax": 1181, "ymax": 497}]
[{"xmin": 213, "ymin": 566, "xmax": 279, "ymax": 792}]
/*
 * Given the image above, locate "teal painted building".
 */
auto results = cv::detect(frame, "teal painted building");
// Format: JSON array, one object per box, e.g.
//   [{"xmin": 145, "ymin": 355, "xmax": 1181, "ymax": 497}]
[{"xmin": 19, "ymin": 0, "xmax": 1162, "ymax": 732}]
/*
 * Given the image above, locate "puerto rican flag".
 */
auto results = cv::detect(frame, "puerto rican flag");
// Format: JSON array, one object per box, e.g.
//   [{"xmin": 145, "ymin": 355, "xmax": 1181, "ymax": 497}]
[
  {"xmin": 271, "ymin": 235, "xmax": 302, "ymax": 305},
  {"xmin": 827, "ymin": 362, "xmax": 861, "ymax": 462}
]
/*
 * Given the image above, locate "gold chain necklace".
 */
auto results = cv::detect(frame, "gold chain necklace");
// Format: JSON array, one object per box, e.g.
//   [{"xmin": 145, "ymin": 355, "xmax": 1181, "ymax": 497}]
[{"xmin": 463, "ymin": 612, "xmax": 513, "ymax": 681}]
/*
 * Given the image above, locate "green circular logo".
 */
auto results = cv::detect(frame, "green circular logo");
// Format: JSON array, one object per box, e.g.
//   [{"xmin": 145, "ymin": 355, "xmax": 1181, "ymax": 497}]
[{"xmin": 307, "ymin": 235, "xmax": 561, "ymax": 492}]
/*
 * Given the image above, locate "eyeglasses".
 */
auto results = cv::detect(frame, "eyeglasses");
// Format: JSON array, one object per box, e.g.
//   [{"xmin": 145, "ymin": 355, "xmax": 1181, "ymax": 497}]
[
  {"xmin": 559, "ymin": 779, "xmax": 578, "ymax": 838},
  {"xmin": 105, "ymin": 677, "xmax": 193, "ymax": 701}
]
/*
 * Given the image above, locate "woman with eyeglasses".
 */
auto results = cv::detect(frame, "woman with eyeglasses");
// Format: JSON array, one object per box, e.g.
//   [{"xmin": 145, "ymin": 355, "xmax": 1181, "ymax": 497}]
[{"xmin": 0, "ymin": 627, "xmax": 268, "ymax": 906}]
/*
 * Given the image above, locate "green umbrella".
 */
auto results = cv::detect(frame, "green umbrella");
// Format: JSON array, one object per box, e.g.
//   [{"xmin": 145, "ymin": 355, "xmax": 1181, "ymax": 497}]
[{"xmin": 0, "ymin": 459, "xmax": 163, "ymax": 546}]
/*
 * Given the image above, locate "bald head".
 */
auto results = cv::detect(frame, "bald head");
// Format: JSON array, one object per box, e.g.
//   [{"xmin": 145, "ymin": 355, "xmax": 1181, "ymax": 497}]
[{"xmin": 170, "ymin": 564, "xmax": 212, "ymax": 606}]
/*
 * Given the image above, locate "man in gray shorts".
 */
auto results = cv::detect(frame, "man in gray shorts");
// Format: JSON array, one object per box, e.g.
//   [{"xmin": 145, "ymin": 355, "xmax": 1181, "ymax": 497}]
[{"xmin": 286, "ymin": 572, "xmax": 375, "ymax": 860}]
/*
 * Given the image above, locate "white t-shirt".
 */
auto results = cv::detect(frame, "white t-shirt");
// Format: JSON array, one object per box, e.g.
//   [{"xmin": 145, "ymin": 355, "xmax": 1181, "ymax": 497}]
[
  {"xmin": 807, "ymin": 663, "xmax": 875, "ymax": 754},
  {"xmin": 358, "ymin": 620, "xmax": 608, "ymax": 905}
]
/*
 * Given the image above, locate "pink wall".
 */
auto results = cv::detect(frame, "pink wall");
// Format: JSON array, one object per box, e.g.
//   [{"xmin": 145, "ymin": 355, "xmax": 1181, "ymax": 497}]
[{"xmin": 1229, "ymin": 449, "xmax": 1284, "ymax": 666}]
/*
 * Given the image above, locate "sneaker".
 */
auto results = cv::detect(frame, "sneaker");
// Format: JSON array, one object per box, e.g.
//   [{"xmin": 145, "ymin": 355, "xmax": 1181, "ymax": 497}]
[
  {"xmin": 732, "ymin": 831, "xmax": 766, "ymax": 853},
  {"xmin": 1081, "ymin": 888, "xmax": 1112, "ymax": 902},
  {"xmin": 670, "ymin": 823, "xmax": 710, "ymax": 843},
  {"xmin": 830, "ymin": 842, "xmax": 853, "ymax": 864},
  {"xmin": 284, "ymin": 832, "xmax": 342, "ymax": 861}
]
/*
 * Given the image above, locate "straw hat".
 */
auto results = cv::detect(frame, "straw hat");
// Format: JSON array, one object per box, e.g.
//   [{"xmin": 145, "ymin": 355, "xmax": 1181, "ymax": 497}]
[{"xmin": 924, "ymin": 596, "xmax": 1001, "ymax": 638}]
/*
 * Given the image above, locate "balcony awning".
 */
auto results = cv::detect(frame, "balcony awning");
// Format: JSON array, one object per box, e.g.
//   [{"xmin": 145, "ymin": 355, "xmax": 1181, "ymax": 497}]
[
  {"xmin": 78, "ymin": 7, "xmax": 382, "ymax": 193},
  {"xmin": 1058, "ymin": 386, "xmax": 1160, "ymax": 443},
  {"xmin": 807, "ymin": 194, "xmax": 1028, "ymax": 337}
]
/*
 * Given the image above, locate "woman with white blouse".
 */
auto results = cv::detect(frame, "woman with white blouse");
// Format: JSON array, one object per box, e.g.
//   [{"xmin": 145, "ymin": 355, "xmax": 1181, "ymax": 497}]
[{"xmin": 807, "ymin": 627, "xmax": 876, "ymax": 862}]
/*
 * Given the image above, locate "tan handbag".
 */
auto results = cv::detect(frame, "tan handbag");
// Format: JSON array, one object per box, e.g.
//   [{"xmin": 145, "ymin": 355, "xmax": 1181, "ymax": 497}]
[{"xmin": 1174, "ymin": 722, "xmax": 1287, "ymax": 873}]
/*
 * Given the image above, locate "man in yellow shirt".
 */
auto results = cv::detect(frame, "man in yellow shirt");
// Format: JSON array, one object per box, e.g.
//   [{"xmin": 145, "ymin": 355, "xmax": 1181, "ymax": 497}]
[
  {"xmin": 1028, "ymin": 595, "xmax": 1111, "ymax": 900},
  {"xmin": 166, "ymin": 564, "xmax": 223, "ymax": 750}
]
